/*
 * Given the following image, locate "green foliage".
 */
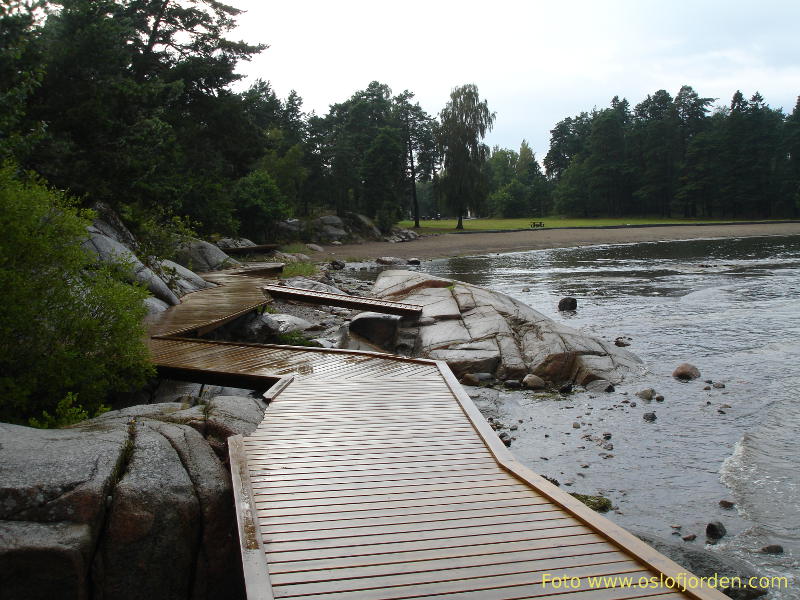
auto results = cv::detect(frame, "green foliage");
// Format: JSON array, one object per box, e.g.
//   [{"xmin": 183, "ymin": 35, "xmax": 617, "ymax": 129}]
[
  {"xmin": 570, "ymin": 493, "xmax": 612, "ymax": 512},
  {"xmin": 280, "ymin": 262, "xmax": 317, "ymax": 278},
  {"xmin": 231, "ymin": 169, "xmax": 289, "ymax": 242},
  {"xmin": 438, "ymin": 84, "xmax": 496, "ymax": 228},
  {"xmin": 547, "ymin": 86, "xmax": 798, "ymax": 219},
  {"xmin": 273, "ymin": 331, "xmax": 320, "ymax": 347},
  {"xmin": 0, "ymin": 165, "xmax": 154, "ymax": 424},
  {"xmin": 28, "ymin": 392, "xmax": 102, "ymax": 428},
  {"xmin": 121, "ymin": 205, "xmax": 198, "ymax": 265}
]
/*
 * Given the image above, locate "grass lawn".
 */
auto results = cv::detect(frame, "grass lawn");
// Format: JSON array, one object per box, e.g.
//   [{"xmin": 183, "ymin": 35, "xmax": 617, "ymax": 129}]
[{"xmin": 397, "ymin": 217, "xmax": 774, "ymax": 233}]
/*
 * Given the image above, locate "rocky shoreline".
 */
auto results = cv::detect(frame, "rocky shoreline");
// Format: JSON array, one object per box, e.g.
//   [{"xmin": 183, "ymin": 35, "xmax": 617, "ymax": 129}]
[{"xmin": 0, "ymin": 213, "xmax": 779, "ymax": 599}]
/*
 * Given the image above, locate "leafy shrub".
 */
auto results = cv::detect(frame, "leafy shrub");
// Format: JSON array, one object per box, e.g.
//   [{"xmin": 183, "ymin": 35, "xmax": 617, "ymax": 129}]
[
  {"xmin": 280, "ymin": 262, "xmax": 317, "ymax": 278},
  {"xmin": 231, "ymin": 169, "xmax": 290, "ymax": 242},
  {"xmin": 0, "ymin": 165, "xmax": 154, "ymax": 425}
]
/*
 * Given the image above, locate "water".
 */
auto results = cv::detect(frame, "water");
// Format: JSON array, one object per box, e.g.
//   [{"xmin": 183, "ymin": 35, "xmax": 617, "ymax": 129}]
[{"xmin": 413, "ymin": 235, "xmax": 800, "ymax": 597}]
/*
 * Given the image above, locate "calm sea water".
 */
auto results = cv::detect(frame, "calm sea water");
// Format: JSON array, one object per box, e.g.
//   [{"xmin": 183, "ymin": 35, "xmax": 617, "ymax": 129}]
[{"xmin": 414, "ymin": 235, "xmax": 800, "ymax": 597}]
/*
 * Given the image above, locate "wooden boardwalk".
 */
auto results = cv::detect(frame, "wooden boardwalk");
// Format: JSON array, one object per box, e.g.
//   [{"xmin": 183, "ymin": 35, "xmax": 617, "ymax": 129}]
[
  {"xmin": 263, "ymin": 284, "xmax": 423, "ymax": 317},
  {"xmin": 146, "ymin": 270, "xmax": 727, "ymax": 600}
]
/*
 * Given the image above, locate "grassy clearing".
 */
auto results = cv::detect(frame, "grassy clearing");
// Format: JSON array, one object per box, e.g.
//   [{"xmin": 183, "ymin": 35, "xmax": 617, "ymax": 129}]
[
  {"xmin": 279, "ymin": 242, "xmax": 311, "ymax": 254},
  {"xmin": 280, "ymin": 262, "xmax": 317, "ymax": 278},
  {"xmin": 397, "ymin": 217, "xmax": 775, "ymax": 233}
]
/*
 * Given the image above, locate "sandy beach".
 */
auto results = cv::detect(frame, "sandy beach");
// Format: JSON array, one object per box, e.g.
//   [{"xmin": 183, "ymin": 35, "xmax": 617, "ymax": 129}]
[{"xmin": 321, "ymin": 222, "xmax": 800, "ymax": 260}]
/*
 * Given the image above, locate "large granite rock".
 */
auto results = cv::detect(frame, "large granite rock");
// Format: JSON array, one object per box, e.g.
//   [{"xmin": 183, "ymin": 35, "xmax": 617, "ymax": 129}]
[
  {"xmin": 175, "ymin": 239, "xmax": 241, "ymax": 273},
  {"xmin": 158, "ymin": 259, "xmax": 216, "ymax": 297},
  {"xmin": 0, "ymin": 396, "xmax": 266, "ymax": 600},
  {"xmin": 371, "ymin": 271, "xmax": 643, "ymax": 383},
  {"xmin": 82, "ymin": 232, "xmax": 180, "ymax": 306}
]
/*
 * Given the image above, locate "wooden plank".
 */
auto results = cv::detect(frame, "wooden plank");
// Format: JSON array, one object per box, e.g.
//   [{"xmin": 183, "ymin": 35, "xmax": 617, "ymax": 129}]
[
  {"xmin": 268, "ymin": 538, "xmax": 614, "ymax": 575},
  {"xmin": 263, "ymin": 284, "xmax": 423, "ymax": 316},
  {"xmin": 261, "ymin": 505, "xmax": 564, "ymax": 535},
  {"xmin": 272, "ymin": 553, "xmax": 631, "ymax": 596},
  {"xmin": 264, "ymin": 525, "xmax": 597, "ymax": 560},
  {"xmin": 270, "ymin": 561, "xmax": 648, "ymax": 600},
  {"xmin": 228, "ymin": 435, "xmax": 274, "ymax": 600},
  {"xmin": 263, "ymin": 375, "xmax": 294, "ymax": 401}
]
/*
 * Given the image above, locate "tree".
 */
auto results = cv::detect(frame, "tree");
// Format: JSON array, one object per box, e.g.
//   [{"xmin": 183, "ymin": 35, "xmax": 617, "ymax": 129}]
[
  {"xmin": 0, "ymin": 165, "xmax": 153, "ymax": 424},
  {"xmin": 438, "ymin": 84, "xmax": 495, "ymax": 229},
  {"xmin": 393, "ymin": 90, "xmax": 437, "ymax": 227}
]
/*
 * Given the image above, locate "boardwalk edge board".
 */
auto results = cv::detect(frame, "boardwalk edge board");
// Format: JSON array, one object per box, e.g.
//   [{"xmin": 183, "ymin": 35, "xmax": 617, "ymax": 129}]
[{"xmin": 229, "ymin": 435, "xmax": 275, "ymax": 600}]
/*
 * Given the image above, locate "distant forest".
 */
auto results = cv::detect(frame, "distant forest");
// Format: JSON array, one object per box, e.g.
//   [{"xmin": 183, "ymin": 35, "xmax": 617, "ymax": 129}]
[{"xmin": 3, "ymin": 1, "xmax": 799, "ymax": 243}]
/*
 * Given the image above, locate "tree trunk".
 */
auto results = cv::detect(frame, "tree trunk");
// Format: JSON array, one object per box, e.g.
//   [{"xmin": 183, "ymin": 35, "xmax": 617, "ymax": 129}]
[{"xmin": 408, "ymin": 137, "xmax": 419, "ymax": 228}]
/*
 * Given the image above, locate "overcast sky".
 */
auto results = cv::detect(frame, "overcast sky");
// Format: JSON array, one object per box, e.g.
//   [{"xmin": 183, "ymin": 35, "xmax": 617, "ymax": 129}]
[{"xmin": 228, "ymin": 0, "xmax": 800, "ymax": 160}]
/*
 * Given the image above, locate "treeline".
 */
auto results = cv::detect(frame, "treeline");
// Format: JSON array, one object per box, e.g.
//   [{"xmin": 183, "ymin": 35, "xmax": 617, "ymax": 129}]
[
  {"xmin": 1, "ymin": 0, "xmax": 450, "ymax": 240},
  {"xmin": 545, "ymin": 87, "xmax": 800, "ymax": 219},
  {"xmin": 3, "ymin": 2, "xmax": 799, "ymax": 246}
]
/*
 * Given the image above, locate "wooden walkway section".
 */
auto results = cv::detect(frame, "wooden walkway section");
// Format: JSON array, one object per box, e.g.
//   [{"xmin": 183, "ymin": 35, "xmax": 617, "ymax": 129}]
[
  {"xmin": 145, "ymin": 270, "xmax": 727, "ymax": 600},
  {"xmin": 263, "ymin": 284, "xmax": 423, "ymax": 317}
]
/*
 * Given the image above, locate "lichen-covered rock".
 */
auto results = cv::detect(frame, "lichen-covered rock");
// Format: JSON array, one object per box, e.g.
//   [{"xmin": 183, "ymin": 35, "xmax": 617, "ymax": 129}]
[{"xmin": 373, "ymin": 270, "xmax": 643, "ymax": 384}]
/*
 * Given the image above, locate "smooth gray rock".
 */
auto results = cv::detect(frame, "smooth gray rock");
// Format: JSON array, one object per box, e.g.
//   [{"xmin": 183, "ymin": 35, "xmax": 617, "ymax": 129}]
[
  {"xmin": 0, "ymin": 423, "xmax": 128, "ymax": 524},
  {"xmin": 89, "ymin": 202, "xmax": 137, "ymax": 249},
  {"xmin": 283, "ymin": 276, "xmax": 346, "ymax": 295},
  {"xmin": 306, "ymin": 243, "xmax": 324, "ymax": 252},
  {"xmin": 93, "ymin": 424, "xmax": 199, "ymax": 600},
  {"xmin": 82, "ymin": 232, "xmax": 179, "ymax": 305},
  {"xmin": 318, "ymin": 215, "xmax": 345, "ymax": 228},
  {"xmin": 271, "ymin": 314, "xmax": 313, "ymax": 334},
  {"xmin": 522, "ymin": 374, "xmax": 547, "ymax": 390},
  {"xmin": 175, "ymin": 239, "xmax": 240, "ymax": 273},
  {"xmin": 318, "ymin": 224, "xmax": 348, "ymax": 242},
  {"xmin": 349, "ymin": 312, "xmax": 401, "ymax": 350},
  {"xmin": 586, "ymin": 379, "xmax": 615, "ymax": 393},
  {"xmin": 0, "ymin": 396, "xmax": 263, "ymax": 600},
  {"xmin": 216, "ymin": 237, "xmax": 255, "ymax": 249},
  {"xmin": 373, "ymin": 271, "xmax": 643, "ymax": 384},
  {"xmin": 0, "ymin": 520, "xmax": 94, "ymax": 600},
  {"xmin": 143, "ymin": 296, "xmax": 170, "ymax": 316},
  {"xmin": 376, "ymin": 256, "xmax": 408, "ymax": 266},
  {"xmin": 158, "ymin": 259, "xmax": 215, "ymax": 297}
]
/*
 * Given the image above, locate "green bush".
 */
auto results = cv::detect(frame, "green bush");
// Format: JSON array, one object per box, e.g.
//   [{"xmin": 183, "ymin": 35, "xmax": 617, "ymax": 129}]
[
  {"xmin": 231, "ymin": 169, "xmax": 290, "ymax": 242},
  {"xmin": 0, "ymin": 165, "xmax": 154, "ymax": 425}
]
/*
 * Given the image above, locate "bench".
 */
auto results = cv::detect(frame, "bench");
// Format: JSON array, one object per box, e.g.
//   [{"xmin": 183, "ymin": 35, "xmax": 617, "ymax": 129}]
[{"xmin": 530, "ymin": 221, "xmax": 545, "ymax": 228}]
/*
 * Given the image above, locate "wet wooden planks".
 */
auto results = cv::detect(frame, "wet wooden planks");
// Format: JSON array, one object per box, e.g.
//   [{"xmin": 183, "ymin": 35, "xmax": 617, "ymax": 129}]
[
  {"xmin": 146, "ymin": 276, "xmax": 274, "ymax": 338},
  {"xmin": 263, "ymin": 284, "xmax": 423, "ymax": 316},
  {"xmin": 237, "ymin": 368, "xmax": 728, "ymax": 600},
  {"xmin": 148, "ymin": 338, "xmax": 442, "ymax": 385}
]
